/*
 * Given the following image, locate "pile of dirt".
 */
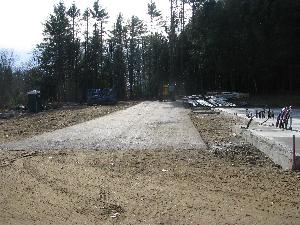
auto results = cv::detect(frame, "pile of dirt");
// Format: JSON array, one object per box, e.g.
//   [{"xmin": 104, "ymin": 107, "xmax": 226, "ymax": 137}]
[
  {"xmin": 0, "ymin": 101, "xmax": 137, "ymax": 144},
  {"xmin": 190, "ymin": 111, "xmax": 276, "ymax": 167}
]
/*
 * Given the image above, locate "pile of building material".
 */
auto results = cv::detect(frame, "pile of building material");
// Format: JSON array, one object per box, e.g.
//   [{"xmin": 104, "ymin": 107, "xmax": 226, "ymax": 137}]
[
  {"xmin": 183, "ymin": 92, "xmax": 249, "ymax": 108},
  {"xmin": 182, "ymin": 95, "xmax": 214, "ymax": 108},
  {"xmin": 207, "ymin": 95, "xmax": 236, "ymax": 107},
  {"xmin": 0, "ymin": 111, "xmax": 15, "ymax": 119}
]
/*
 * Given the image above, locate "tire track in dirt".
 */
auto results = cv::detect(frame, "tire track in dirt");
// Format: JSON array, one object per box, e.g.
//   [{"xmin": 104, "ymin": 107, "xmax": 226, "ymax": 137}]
[{"xmin": 21, "ymin": 155, "xmax": 124, "ymax": 221}]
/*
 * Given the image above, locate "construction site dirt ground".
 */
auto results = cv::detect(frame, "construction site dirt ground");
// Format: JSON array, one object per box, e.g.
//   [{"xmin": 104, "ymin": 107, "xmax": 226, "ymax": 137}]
[{"xmin": 0, "ymin": 102, "xmax": 300, "ymax": 225}]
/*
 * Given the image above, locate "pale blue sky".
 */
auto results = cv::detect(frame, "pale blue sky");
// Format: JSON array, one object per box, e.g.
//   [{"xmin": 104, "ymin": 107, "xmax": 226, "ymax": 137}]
[{"xmin": 0, "ymin": 0, "xmax": 171, "ymax": 52}]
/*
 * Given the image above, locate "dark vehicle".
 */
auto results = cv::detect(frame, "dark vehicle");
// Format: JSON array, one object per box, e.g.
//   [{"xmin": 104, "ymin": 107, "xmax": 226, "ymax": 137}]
[{"xmin": 87, "ymin": 88, "xmax": 117, "ymax": 105}]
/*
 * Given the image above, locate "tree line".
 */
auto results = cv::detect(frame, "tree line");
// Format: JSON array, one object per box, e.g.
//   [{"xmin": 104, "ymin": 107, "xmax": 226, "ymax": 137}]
[
  {"xmin": 177, "ymin": 0, "xmax": 300, "ymax": 95},
  {"xmin": 35, "ymin": 0, "xmax": 170, "ymax": 102},
  {"xmin": 1, "ymin": 0, "xmax": 299, "ymax": 108}
]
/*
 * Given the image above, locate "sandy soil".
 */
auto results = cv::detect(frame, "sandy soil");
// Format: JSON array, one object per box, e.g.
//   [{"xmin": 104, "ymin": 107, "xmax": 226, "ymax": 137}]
[{"xmin": 0, "ymin": 105, "xmax": 299, "ymax": 225}]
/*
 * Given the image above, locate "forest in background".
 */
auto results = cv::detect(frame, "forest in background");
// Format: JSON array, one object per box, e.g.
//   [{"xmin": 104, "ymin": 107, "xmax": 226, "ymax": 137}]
[{"xmin": 0, "ymin": 0, "xmax": 299, "ymax": 108}]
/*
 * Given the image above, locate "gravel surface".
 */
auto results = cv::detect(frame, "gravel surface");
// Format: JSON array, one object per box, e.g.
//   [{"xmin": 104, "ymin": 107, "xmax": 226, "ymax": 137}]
[
  {"xmin": 0, "ymin": 101, "xmax": 206, "ymax": 151},
  {"xmin": 0, "ymin": 101, "xmax": 137, "ymax": 144}
]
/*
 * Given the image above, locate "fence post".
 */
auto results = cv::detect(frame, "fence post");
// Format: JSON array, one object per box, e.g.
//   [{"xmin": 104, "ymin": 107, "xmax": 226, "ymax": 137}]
[{"xmin": 291, "ymin": 135, "xmax": 296, "ymax": 170}]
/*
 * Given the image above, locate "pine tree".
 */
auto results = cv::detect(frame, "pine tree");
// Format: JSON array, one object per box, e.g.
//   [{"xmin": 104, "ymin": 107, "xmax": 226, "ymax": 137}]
[
  {"xmin": 0, "ymin": 50, "xmax": 14, "ymax": 107},
  {"xmin": 90, "ymin": 0, "xmax": 109, "ymax": 84},
  {"xmin": 38, "ymin": 2, "xmax": 72, "ymax": 101},
  {"xmin": 127, "ymin": 16, "xmax": 146, "ymax": 99},
  {"xmin": 66, "ymin": 3, "xmax": 81, "ymax": 101},
  {"xmin": 82, "ymin": 8, "xmax": 91, "ymax": 54},
  {"xmin": 110, "ymin": 14, "xmax": 127, "ymax": 99}
]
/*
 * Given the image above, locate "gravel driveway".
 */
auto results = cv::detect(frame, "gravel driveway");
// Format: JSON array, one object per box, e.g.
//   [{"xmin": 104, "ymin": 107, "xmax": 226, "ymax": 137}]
[{"xmin": 0, "ymin": 101, "xmax": 205, "ymax": 151}]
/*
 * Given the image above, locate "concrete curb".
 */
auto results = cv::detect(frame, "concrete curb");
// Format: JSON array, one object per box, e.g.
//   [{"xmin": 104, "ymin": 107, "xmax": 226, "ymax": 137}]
[
  {"xmin": 233, "ymin": 125, "xmax": 292, "ymax": 170},
  {"xmin": 217, "ymin": 109, "xmax": 300, "ymax": 170}
]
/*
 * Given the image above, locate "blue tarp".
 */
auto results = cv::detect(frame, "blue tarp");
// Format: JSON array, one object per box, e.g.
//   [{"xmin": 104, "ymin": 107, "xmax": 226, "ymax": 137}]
[{"xmin": 87, "ymin": 88, "xmax": 117, "ymax": 105}]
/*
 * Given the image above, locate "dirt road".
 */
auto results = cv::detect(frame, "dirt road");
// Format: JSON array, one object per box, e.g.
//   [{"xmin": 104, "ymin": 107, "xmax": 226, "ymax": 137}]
[
  {"xmin": 0, "ymin": 101, "xmax": 205, "ymax": 151},
  {"xmin": 0, "ymin": 102, "xmax": 299, "ymax": 225}
]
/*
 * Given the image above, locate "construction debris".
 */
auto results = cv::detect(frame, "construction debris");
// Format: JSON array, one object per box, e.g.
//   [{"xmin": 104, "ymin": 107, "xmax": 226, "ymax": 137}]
[{"xmin": 183, "ymin": 92, "xmax": 248, "ymax": 108}]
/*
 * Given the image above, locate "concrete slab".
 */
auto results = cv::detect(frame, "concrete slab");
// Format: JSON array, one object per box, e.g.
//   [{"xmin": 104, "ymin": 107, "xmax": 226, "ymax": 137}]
[{"xmin": 218, "ymin": 107, "xmax": 300, "ymax": 169}]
